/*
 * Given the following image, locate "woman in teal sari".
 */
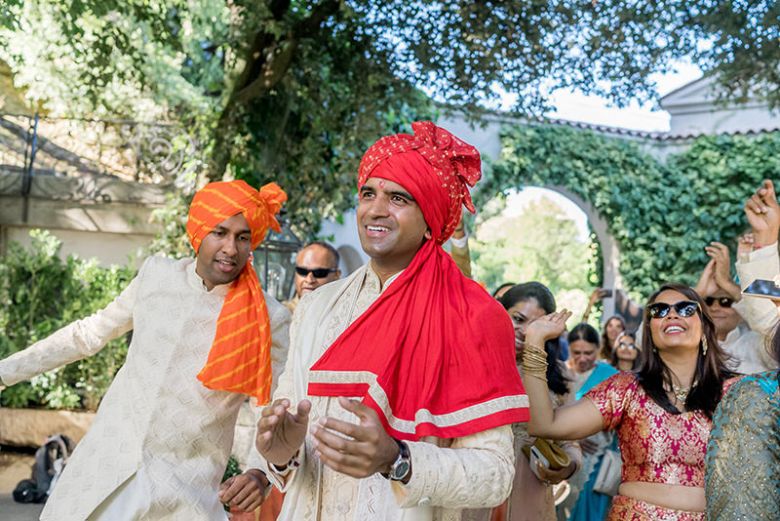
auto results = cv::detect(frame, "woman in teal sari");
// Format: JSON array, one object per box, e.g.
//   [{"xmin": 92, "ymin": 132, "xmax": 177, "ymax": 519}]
[
  {"xmin": 564, "ymin": 323, "xmax": 618, "ymax": 521},
  {"xmin": 705, "ymin": 322, "xmax": 780, "ymax": 520}
]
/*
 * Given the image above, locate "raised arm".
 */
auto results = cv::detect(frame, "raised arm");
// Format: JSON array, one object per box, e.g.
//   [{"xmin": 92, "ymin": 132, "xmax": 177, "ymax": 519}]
[
  {"xmin": 0, "ymin": 260, "xmax": 141, "ymax": 386},
  {"xmin": 522, "ymin": 311, "xmax": 605, "ymax": 440}
]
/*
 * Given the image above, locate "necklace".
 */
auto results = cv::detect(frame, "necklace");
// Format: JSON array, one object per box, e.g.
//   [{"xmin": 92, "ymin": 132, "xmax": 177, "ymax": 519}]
[{"xmin": 671, "ymin": 383, "xmax": 690, "ymax": 403}]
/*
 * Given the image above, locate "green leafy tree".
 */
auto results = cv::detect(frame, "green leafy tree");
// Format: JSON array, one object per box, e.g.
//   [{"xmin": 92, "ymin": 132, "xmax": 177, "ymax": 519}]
[
  {"xmin": 1, "ymin": 1, "xmax": 778, "ymax": 236},
  {"xmin": 472, "ymin": 196, "xmax": 595, "ymax": 297}
]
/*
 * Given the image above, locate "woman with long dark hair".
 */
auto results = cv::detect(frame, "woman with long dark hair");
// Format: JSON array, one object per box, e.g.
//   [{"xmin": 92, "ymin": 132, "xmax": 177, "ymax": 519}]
[
  {"xmin": 521, "ymin": 283, "xmax": 737, "ymax": 520},
  {"xmin": 610, "ymin": 332, "xmax": 640, "ymax": 372},
  {"xmin": 494, "ymin": 282, "xmax": 581, "ymax": 521},
  {"xmin": 705, "ymin": 322, "xmax": 780, "ymax": 519},
  {"xmin": 600, "ymin": 315, "xmax": 626, "ymax": 360}
]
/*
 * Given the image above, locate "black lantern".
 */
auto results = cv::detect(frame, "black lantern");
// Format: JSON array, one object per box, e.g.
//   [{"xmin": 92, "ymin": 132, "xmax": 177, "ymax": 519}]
[{"xmin": 253, "ymin": 213, "xmax": 302, "ymax": 303}]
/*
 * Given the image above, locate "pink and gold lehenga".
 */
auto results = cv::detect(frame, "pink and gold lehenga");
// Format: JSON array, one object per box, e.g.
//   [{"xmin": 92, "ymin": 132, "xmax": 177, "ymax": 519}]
[{"xmin": 586, "ymin": 372, "xmax": 736, "ymax": 521}]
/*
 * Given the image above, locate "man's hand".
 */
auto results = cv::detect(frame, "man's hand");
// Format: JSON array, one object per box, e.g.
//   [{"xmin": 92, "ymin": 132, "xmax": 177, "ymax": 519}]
[
  {"xmin": 256, "ymin": 398, "xmax": 311, "ymax": 467},
  {"xmin": 737, "ymin": 232, "xmax": 755, "ymax": 259},
  {"xmin": 525, "ymin": 310, "xmax": 572, "ymax": 347},
  {"xmin": 694, "ymin": 259, "xmax": 718, "ymax": 298},
  {"xmin": 704, "ymin": 242, "xmax": 741, "ymax": 300},
  {"xmin": 218, "ymin": 469, "xmax": 268, "ymax": 513},
  {"xmin": 744, "ymin": 179, "xmax": 780, "ymax": 247},
  {"xmin": 310, "ymin": 396, "xmax": 399, "ymax": 479}
]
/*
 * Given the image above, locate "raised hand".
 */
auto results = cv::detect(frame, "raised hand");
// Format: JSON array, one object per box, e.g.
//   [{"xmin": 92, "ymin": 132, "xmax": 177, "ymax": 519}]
[
  {"xmin": 694, "ymin": 259, "xmax": 718, "ymax": 298},
  {"xmin": 588, "ymin": 288, "xmax": 603, "ymax": 304},
  {"xmin": 704, "ymin": 242, "xmax": 741, "ymax": 300},
  {"xmin": 737, "ymin": 232, "xmax": 755, "ymax": 258},
  {"xmin": 525, "ymin": 310, "xmax": 572, "ymax": 347},
  {"xmin": 744, "ymin": 179, "xmax": 780, "ymax": 247},
  {"xmin": 310, "ymin": 396, "xmax": 400, "ymax": 479},
  {"xmin": 256, "ymin": 398, "xmax": 311, "ymax": 467}
]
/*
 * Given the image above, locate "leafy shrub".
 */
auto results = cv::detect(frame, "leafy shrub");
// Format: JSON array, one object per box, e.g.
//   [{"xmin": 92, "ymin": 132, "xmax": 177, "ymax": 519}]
[
  {"xmin": 480, "ymin": 126, "xmax": 780, "ymax": 300},
  {"xmin": 0, "ymin": 230, "xmax": 135, "ymax": 410}
]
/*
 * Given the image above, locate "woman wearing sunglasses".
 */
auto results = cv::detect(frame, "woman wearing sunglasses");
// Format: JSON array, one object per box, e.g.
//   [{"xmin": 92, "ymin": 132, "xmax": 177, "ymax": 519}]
[
  {"xmin": 521, "ymin": 283, "xmax": 737, "ymax": 520},
  {"xmin": 610, "ymin": 332, "xmax": 640, "ymax": 372}
]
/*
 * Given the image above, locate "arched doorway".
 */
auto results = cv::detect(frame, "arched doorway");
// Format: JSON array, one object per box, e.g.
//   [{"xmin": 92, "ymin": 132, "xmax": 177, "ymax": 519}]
[{"xmin": 472, "ymin": 186, "xmax": 623, "ymax": 324}]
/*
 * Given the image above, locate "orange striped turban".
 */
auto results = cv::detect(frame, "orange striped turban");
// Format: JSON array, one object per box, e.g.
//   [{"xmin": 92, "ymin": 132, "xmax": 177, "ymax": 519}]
[{"xmin": 186, "ymin": 180, "xmax": 287, "ymax": 403}]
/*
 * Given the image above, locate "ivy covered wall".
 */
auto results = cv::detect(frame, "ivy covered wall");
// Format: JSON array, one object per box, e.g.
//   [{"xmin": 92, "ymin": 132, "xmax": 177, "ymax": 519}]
[{"xmin": 477, "ymin": 125, "xmax": 780, "ymax": 299}]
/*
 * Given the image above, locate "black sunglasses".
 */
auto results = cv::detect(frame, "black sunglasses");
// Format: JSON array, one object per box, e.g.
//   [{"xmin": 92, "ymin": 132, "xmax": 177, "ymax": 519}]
[
  {"xmin": 295, "ymin": 266, "xmax": 338, "ymax": 279},
  {"xmin": 647, "ymin": 300, "xmax": 699, "ymax": 319},
  {"xmin": 704, "ymin": 296, "xmax": 734, "ymax": 308}
]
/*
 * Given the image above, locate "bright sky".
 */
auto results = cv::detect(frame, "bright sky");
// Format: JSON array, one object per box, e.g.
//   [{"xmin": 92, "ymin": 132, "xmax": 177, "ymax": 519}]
[
  {"xmin": 501, "ymin": 60, "xmax": 703, "ymax": 232},
  {"xmin": 500, "ymin": 60, "xmax": 703, "ymax": 132}
]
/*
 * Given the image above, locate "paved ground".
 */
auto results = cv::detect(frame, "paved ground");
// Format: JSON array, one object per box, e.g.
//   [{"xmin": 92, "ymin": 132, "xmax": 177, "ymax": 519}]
[
  {"xmin": 1, "ymin": 493, "xmax": 45, "ymax": 521},
  {"xmin": 0, "ymin": 451, "xmax": 45, "ymax": 520}
]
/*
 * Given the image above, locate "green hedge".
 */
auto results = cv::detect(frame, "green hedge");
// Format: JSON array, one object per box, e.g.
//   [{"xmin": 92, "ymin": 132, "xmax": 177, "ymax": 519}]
[
  {"xmin": 478, "ymin": 125, "xmax": 780, "ymax": 299},
  {"xmin": 0, "ymin": 230, "xmax": 135, "ymax": 410}
]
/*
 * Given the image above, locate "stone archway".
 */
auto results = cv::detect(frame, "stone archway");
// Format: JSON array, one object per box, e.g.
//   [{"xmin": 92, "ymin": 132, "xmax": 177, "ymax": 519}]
[{"xmin": 534, "ymin": 185, "xmax": 622, "ymax": 320}]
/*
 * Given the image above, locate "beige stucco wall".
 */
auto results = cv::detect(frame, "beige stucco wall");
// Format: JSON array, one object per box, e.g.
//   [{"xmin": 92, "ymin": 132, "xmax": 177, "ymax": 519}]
[
  {"xmin": 0, "ymin": 170, "xmax": 166, "ymax": 267},
  {"xmin": 4, "ymin": 226, "xmax": 153, "ymax": 267}
]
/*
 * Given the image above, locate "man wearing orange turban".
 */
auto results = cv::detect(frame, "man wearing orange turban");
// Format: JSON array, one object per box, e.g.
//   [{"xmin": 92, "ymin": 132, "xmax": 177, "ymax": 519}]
[
  {"xmin": 0, "ymin": 180, "xmax": 290, "ymax": 521},
  {"xmin": 254, "ymin": 122, "xmax": 527, "ymax": 520}
]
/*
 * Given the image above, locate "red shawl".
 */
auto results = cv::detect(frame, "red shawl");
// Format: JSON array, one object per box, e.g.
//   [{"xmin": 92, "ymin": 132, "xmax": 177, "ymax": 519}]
[{"xmin": 307, "ymin": 122, "xmax": 528, "ymax": 440}]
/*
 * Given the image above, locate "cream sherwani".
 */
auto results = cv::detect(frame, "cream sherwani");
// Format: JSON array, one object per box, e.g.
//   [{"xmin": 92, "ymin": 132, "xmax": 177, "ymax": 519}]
[
  {"xmin": 733, "ymin": 243, "xmax": 780, "ymax": 372},
  {"xmin": 0, "ymin": 256, "xmax": 290, "ymax": 521},
  {"xmin": 251, "ymin": 263, "xmax": 516, "ymax": 521}
]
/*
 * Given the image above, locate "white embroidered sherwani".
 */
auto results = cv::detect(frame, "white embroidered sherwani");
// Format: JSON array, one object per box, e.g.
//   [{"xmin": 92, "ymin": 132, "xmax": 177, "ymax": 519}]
[
  {"xmin": 251, "ymin": 263, "xmax": 516, "ymax": 521},
  {"xmin": 732, "ymin": 242, "xmax": 780, "ymax": 372},
  {"xmin": 0, "ymin": 256, "xmax": 291, "ymax": 521}
]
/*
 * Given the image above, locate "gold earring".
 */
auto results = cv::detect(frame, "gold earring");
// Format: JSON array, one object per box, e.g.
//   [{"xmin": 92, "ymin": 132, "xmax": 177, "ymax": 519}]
[{"xmin": 701, "ymin": 336, "xmax": 708, "ymax": 356}]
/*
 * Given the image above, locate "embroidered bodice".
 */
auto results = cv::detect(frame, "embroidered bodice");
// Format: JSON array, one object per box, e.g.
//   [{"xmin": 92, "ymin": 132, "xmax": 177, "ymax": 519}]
[{"xmin": 586, "ymin": 372, "xmax": 734, "ymax": 487}]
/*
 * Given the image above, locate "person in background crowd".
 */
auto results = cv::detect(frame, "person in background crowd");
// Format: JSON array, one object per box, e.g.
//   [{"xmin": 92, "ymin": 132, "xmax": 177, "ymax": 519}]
[
  {"xmin": 560, "ymin": 323, "xmax": 618, "ymax": 521},
  {"xmin": 728, "ymin": 180, "xmax": 780, "ymax": 371},
  {"xmin": 283, "ymin": 241, "xmax": 341, "ymax": 314},
  {"xmin": 705, "ymin": 307, "xmax": 780, "ymax": 520},
  {"xmin": 493, "ymin": 282, "xmax": 517, "ymax": 300},
  {"xmin": 495, "ymin": 282, "xmax": 581, "ymax": 521},
  {"xmin": 599, "ymin": 316, "xmax": 626, "ymax": 361},
  {"xmin": 704, "ymin": 179, "xmax": 780, "ymax": 520},
  {"xmin": 694, "ymin": 240, "xmax": 771, "ymax": 373},
  {"xmin": 522, "ymin": 283, "xmax": 737, "ymax": 520},
  {"xmin": 450, "ymin": 212, "xmax": 473, "ymax": 278},
  {"xmin": 610, "ymin": 332, "xmax": 640, "ymax": 372},
  {"xmin": 253, "ymin": 122, "xmax": 527, "ymax": 521},
  {"xmin": 581, "ymin": 288, "xmax": 609, "ymax": 323},
  {"xmin": 0, "ymin": 181, "xmax": 291, "ymax": 521}
]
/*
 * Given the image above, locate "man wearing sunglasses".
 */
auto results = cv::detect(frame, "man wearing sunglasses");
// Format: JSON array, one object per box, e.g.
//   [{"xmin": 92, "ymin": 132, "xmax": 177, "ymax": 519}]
[
  {"xmin": 695, "ymin": 240, "xmax": 768, "ymax": 374},
  {"xmin": 284, "ymin": 242, "xmax": 342, "ymax": 313}
]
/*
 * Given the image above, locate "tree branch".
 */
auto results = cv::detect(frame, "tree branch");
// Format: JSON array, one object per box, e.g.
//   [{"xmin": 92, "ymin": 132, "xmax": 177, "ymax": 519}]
[{"xmin": 233, "ymin": 0, "xmax": 340, "ymax": 104}]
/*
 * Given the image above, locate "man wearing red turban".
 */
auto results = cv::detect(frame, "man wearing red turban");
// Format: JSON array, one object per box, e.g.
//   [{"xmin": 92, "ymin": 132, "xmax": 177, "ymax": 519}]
[
  {"xmin": 255, "ymin": 122, "xmax": 528, "ymax": 520},
  {"xmin": 0, "ymin": 180, "xmax": 291, "ymax": 520}
]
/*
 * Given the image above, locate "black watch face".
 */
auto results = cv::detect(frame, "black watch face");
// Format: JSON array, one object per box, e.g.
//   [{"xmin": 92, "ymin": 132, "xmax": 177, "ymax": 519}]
[{"xmin": 391, "ymin": 460, "xmax": 410, "ymax": 481}]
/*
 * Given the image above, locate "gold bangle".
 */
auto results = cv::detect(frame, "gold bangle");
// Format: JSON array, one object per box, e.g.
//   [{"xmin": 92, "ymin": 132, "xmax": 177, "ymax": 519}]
[{"xmin": 521, "ymin": 344, "xmax": 548, "ymax": 382}]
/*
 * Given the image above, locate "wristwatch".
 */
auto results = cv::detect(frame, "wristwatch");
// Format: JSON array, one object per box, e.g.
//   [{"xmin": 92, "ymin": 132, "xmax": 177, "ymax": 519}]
[{"xmin": 384, "ymin": 439, "xmax": 411, "ymax": 482}]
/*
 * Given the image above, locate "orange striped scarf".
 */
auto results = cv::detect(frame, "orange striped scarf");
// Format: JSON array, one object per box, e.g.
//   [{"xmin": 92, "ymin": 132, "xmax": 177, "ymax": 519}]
[{"xmin": 186, "ymin": 180, "xmax": 287, "ymax": 403}]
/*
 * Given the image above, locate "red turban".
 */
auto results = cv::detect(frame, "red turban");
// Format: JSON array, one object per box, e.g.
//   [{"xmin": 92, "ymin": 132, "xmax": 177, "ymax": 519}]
[
  {"xmin": 308, "ymin": 122, "xmax": 528, "ymax": 440},
  {"xmin": 186, "ymin": 180, "xmax": 287, "ymax": 404}
]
